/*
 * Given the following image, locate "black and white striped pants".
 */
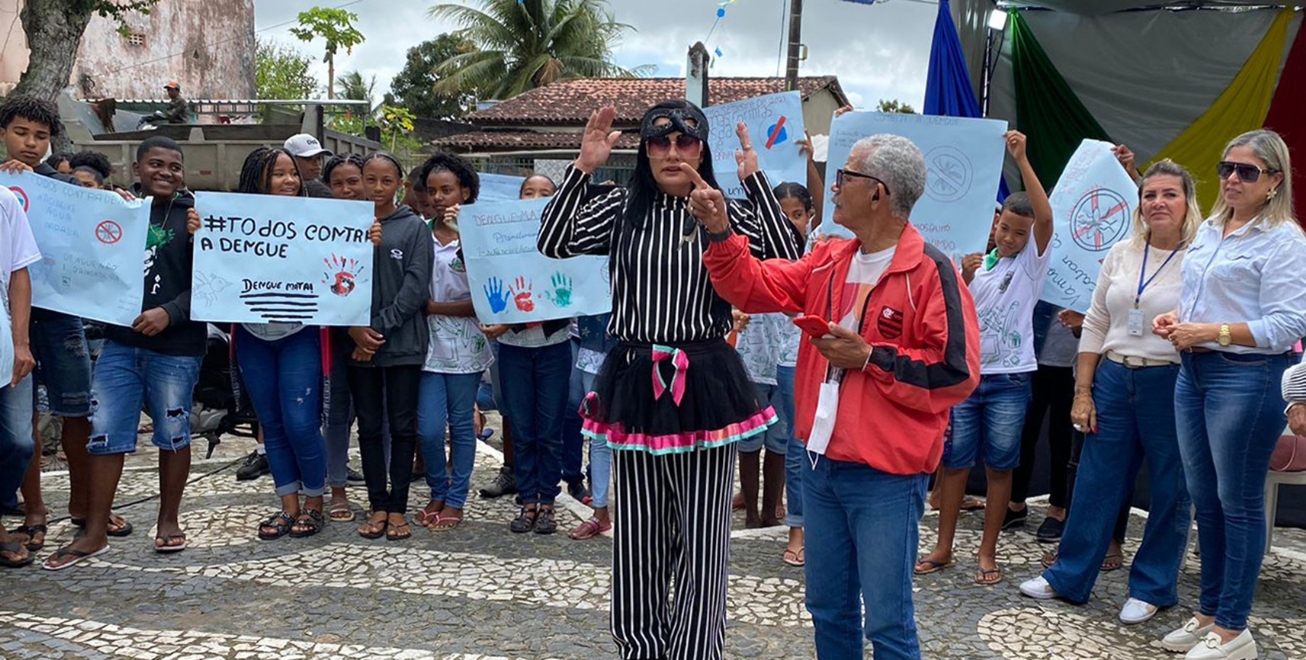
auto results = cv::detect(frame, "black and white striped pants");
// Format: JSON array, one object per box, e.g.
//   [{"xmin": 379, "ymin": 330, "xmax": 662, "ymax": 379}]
[{"xmin": 611, "ymin": 443, "xmax": 738, "ymax": 660}]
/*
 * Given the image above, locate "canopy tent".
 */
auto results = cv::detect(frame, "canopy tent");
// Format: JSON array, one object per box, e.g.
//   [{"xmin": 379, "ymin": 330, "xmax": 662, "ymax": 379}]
[{"xmin": 953, "ymin": 1, "xmax": 1306, "ymax": 222}]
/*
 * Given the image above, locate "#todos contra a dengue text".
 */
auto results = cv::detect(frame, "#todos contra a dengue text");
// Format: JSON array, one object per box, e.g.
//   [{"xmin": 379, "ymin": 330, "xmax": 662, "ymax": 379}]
[{"xmin": 198, "ymin": 216, "xmax": 369, "ymax": 259}]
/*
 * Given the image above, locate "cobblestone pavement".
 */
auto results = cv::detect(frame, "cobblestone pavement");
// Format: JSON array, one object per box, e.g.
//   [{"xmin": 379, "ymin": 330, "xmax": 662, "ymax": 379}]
[{"xmin": 4, "ymin": 423, "xmax": 1306, "ymax": 659}]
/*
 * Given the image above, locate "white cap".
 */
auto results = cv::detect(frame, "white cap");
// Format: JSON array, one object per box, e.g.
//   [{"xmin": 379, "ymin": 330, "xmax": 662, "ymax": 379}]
[{"xmin": 284, "ymin": 134, "xmax": 333, "ymax": 159}]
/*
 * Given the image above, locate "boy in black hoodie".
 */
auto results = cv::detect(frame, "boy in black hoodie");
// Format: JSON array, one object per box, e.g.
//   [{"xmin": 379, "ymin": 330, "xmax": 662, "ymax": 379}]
[{"xmin": 44, "ymin": 136, "xmax": 206, "ymax": 569}]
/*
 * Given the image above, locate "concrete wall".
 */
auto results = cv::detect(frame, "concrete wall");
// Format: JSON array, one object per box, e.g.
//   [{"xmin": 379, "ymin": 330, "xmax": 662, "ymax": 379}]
[
  {"xmin": 802, "ymin": 88, "xmax": 842, "ymax": 137},
  {"xmin": 0, "ymin": 0, "xmax": 255, "ymax": 99}
]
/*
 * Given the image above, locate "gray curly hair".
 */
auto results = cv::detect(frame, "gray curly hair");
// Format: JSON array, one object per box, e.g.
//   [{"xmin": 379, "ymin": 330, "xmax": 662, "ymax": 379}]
[{"xmin": 853, "ymin": 134, "xmax": 927, "ymax": 219}]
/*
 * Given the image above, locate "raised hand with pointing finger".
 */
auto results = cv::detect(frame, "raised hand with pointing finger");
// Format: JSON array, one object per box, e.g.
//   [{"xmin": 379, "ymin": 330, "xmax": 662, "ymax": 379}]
[
  {"xmin": 681, "ymin": 163, "xmax": 730, "ymax": 235},
  {"xmin": 577, "ymin": 105, "xmax": 621, "ymax": 174}
]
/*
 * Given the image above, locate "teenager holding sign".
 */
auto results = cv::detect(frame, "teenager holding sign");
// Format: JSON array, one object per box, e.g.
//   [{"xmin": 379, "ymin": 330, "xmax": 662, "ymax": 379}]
[{"xmin": 539, "ymin": 101, "xmax": 800, "ymax": 660}]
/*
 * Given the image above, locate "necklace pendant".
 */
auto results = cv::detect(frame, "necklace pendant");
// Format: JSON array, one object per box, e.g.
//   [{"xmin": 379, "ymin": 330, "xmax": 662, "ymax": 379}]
[{"xmin": 682, "ymin": 229, "xmax": 698, "ymax": 245}]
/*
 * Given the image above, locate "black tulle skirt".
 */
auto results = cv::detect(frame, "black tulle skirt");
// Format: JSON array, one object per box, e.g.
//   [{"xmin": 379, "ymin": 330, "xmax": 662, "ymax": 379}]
[{"xmin": 580, "ymin": 339, "xmax": 777, "ymax": 455}]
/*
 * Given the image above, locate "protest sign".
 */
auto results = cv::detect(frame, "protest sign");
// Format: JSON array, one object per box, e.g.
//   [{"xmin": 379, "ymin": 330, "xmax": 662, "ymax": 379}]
[
  {"xmin": 191, "ymin": 192, "xmax": 374, "ymax": 325},
  {"xmin": 479, "ymin": 173, "xmax": 528, "ymax": 202},
  {"xmin": 821, "ymin": 112, "xmax": 1007, "ymax": 263},
  {"xmin": 1041, "ymin": 139, "xmax": 1139, "ymax": 313},
  {"xmin": 1, "ymin": 171, "xmax": 151, "ymax": 327},
  {"xmin": 459, "ymin": 198, "xmax": 611, "ymax": 324},
  {"xmin": 705, "ymin": 91, "xmax": 808, "ymax": 198}
]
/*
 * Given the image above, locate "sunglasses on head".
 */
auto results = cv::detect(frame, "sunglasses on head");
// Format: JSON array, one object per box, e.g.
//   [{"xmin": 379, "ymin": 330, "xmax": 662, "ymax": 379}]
[
  {"xmin": 1216, "ymin": 160, "xmax": 1279, "ymax": 184},
  {"xmin": 646, "ymin": 134, "xmax": 703, "ymax": 159}
]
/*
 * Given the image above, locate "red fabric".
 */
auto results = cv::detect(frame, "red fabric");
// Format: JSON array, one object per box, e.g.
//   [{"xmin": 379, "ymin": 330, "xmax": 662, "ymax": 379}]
[
  {"xmin": 1264, "ymin": 26, "xmax": 1306, "ymax": 232},
  {"xmin": 703, "ymin": 226, "xmax": 981, "ymax": 476}
]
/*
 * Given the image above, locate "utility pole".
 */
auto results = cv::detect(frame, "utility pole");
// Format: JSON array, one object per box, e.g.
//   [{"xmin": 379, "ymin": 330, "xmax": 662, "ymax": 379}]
[{"xmin": 784, "ymin": 0, "xmax": 804, "ymax": 91}]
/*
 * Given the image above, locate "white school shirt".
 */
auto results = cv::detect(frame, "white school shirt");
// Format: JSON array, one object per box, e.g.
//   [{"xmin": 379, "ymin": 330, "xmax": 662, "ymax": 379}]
[
  {"xmin": 969, "ymin": 238, "xmax": 1053, "ymax": 374},
  {"xmin": 735, "ymin": 312, "xmax": 782, "ymax": 386},
  {"xmin": 0, "ymin": 189, "xmax": 41, "ymax": 317},
  {"xmin": 424, "ymin": 236, "xmax": 492, "ymax": 374}
]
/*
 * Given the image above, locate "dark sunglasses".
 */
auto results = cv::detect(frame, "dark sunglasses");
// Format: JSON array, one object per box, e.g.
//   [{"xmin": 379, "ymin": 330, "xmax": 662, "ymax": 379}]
[
  {"xmin": 646, "ymin": 134, "xmax": 703, "ymax": 158},
  {"xmin": 835, "ymin": 168, "xmax": 891, "ymax": 196},
  {"xmin": 1216, "ymin": 160, "xmax": 1279, "ymax": 183}
]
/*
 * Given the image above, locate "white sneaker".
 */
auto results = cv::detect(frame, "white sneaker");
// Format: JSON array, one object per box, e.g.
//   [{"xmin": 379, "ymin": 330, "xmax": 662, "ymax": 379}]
[
  {"xmin": 1018, "ymin": 576, "xmax": 1059, "ymax": 600},
  {"xmin": 1119, "ymin": 598, "xmax": 1159, "ymax": 625},
  {"xmin": 1163, "ymin": 617, "xmax": 1215, "ymax": 653},
  {"xmin": 1183, "ymin": 630, "xmax": 1257, "ymax": 660}
]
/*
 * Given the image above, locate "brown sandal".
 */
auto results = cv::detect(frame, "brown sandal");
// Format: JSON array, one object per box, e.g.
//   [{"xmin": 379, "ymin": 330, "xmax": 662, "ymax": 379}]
[
  {"xmin": 357, "ymin": 512, "xmax": 388, "ymax": 539},
  {"xmin": 386, "ymin": 515, "xmax": 411, "ymax": 541}
]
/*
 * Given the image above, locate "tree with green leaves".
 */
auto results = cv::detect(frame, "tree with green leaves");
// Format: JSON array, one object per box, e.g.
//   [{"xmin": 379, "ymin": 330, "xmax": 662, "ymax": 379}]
[
  {"xmin": 289, "ymin": 6, "xmax": 365, "ymax": 100},
  {"xmin": 335, "ymin": 70, "xmax": 376, "ymax": 108},
  {"xmin": 389, "ymin": 34, "xmax": 482, "ymax": 120},
  {"xmin": 255, "ymin": 38, "xmax": 318, "ymax": 100},
  {"xmin": 876, "ymin": 99, "xmax": 917, "ymax": 114},
  {"xmin": 13, "ymin": 0, "xmax": 161, "ymax": 100},
  {"xmin": 428, "ymin": 0, "xmax": 644, "ymax": 100}
]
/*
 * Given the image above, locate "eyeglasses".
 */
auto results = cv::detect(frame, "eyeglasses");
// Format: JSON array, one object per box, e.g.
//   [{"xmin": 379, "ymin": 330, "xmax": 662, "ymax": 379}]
[
  {"xmin": 646, "ymin": 134, "xmax": 703, "ymax": 159},
  {"xmin": 835, "ymin": 168, "xmax": 890, "ymax": 196},
  {"xmin": 1216, "ymin": 160, "xmax": 1279, "ymax": 184}
]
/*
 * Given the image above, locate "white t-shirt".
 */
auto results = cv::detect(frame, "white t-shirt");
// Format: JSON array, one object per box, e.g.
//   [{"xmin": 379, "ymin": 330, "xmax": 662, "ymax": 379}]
[
  {"xmin": 497, "ymin": 323, "xmax": 571, "ymax": 349},
  {"xmin": 576, "ymin": 347, "xmax": 607, "ymax": 375},
  {"xmin": 969, "ymin": 238, "xmax": 1053, "ymax": 374},
  {"xmin": 837, "ymin": 246, "xmax": 896, "ymax": 330},
  {"xmin": 735, "ymin": 312, "xmax": 783, "ymax": 386},
  {"xmin": 777, "ymin": 314, "xmax": 802, "ymax": 368},
  {"xmin": 424, "ymin": 236, "xmax": 492, "ymax": 374},
  {"xmin": 0, "ymin": 188, "xmax": 42, "ymax": 317}
]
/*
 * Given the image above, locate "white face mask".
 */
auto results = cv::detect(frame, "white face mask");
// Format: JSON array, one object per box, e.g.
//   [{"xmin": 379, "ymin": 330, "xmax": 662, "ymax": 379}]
[{"xmin": 807, "ymin": 380, "xmax": 840, "ymax": 468}]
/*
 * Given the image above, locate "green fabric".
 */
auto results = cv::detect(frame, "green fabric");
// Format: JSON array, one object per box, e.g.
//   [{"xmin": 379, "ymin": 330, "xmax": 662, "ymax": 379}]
[
  {"xmin": 1009, "ymin": 10, "xmax": 1113, "ymax": 187},
  {"xmin": 984, "ymin": 247, "xmax": 1000, "ymax": 271}
]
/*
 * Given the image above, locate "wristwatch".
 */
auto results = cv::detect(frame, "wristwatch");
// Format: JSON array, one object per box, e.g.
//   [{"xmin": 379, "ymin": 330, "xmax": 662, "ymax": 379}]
[{"xmin": 1217, "ymin": 324, "xmax": 1232, "ymax": 347}]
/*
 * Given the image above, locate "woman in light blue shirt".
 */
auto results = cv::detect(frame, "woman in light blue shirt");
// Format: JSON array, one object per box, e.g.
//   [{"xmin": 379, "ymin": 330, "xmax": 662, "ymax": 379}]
[{"xmin": 1153, "ymin": 129, "xmax": 1306, "ymax": 660}]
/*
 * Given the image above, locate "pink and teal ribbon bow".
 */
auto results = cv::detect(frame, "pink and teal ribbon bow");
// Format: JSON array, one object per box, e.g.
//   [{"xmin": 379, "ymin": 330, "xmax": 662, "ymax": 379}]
[{"xmin": 651, "ymin": 344, "xmax": 689, "ymax": 406}]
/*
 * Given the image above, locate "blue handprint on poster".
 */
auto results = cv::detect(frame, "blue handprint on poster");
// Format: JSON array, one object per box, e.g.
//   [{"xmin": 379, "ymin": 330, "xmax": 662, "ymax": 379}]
[{"xmin": 459, "ymin": 199, "xmax": 611, "ymax": 323}]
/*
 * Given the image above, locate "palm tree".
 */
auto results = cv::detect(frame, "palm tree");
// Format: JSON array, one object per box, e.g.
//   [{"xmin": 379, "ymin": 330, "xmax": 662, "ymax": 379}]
[
  {"xmin": 428, "ymin": 0, "xmax": 647, "ymax": 100},
  {"xmin": 335, "ymin": 69, "xmax": 377, "ymax": 111}
]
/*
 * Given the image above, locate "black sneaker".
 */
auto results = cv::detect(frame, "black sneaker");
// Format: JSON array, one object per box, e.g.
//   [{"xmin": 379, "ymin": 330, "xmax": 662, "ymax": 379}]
[
  {"xmin": 567, "ymin": 480, "xmax": 592, "ymax": 505},
  {"xmin": 1002, "ymin": 507, "xmax": 1028, "ymax": 531},
  {"xmin": 509, "ymin": 506, "xmax": 538, "ymax": 533},
  {"xmin": 345, "ymin": 467, "xmax": 366, "ymax": 486},
  {"xmin": 236, "ymin": 451, "xmax": 270, "ymax": 481},
  {"xmin": 480, "ymin": 466, "xmax": 517, "ymax": 499},
  {"xmin": 534, "ymin": 507, "xmax": 557, "ymax": 535},
  {"xmin": 1036, "ymin": 516, "xmax": 1065, "ymax": 543}
]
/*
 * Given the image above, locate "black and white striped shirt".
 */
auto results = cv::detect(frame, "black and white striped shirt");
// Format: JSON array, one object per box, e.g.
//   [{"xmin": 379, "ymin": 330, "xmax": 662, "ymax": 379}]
[
  {"xmin": 1285, "ymin": 353, "xmax": 1306, "ymax": 404},
  {"xmin": 539, "ymin": 166, "xmax": 801, "ymax": 344}
]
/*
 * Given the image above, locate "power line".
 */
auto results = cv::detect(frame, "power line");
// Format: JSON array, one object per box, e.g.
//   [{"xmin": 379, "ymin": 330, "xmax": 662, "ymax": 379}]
[{"xmin": 97, "ymin": 0, "xmax": 369, "ymax": 78}]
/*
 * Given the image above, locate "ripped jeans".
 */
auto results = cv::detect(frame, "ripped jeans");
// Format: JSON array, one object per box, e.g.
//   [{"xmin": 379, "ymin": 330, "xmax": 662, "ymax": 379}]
[
  {"xmin": 235, "ymin": 327, "xmax": 326, "ymax": 497},
  {"xmin": 87, "ymin": 341, "xmax": 202, "ymax": 456}
]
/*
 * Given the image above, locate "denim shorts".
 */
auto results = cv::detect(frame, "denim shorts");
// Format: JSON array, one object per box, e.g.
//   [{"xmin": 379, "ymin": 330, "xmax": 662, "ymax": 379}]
[
  {"xmin": 943, "ymin": 371, "xmax": 1032, "ymax": 471},
  {"xmin": 738, "ymin": 381, "xmax": 788, "ymax": 454},
  {"xmin": 31, "ymin": 311, "xmax": 93, "ymax": 417},
  {"xmin": 87, "ymin": 341, "xmax": 202, "ymax": 456}
]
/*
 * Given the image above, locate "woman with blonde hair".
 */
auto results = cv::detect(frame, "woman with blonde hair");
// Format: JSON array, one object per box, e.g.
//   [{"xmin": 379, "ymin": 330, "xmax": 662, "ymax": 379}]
[
  {"xmin": 1020, "ymin": 159, "xmax": 1202, "ymax": 628},
  {"xmin": 1153, "ymin": 129, "xmax": 1306, "ymax": 660}
]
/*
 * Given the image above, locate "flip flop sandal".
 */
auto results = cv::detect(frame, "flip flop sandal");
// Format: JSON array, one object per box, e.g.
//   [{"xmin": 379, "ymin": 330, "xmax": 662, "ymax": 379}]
[
  {"xmin": 289, "ymin": 510, "xmax": 325, "ymax": 539},
  {"xmin": 414, "ymin": 508, "xmax": 442, "ymax": 527},
  {"xmin": 783, "ymin": 547, "xmax": 805, "ymax": 567},
  {"xmin": 358, "ymin": 516, "xmax": 388, "ymax": 540},
  {"xmin": 960, "ymin": 498, "xmax": 987, "ymax": 511},
  {"xmin": 257, "ymin": 512, "xmax": 296, "ymax": 541},
  {"xmin": 154, "ymin": 534, "xmax": 187, "ymax": 553},
  {"xmin": 11, "ymin": 524, "xmax": 47, "ymax": 552},
  {"xmin": 71, "ymin": 516, "xmax": 134, "ymax": 537},
  {"xmin": 41, "ymin": 544, "xmax": 111, "ymax": 572},
  {"xmin": 328, "ymin": 502, "xmax": 356, "ymax": 522},
  {"xmin": 1101, "ymin": 552, "xmax": 1125, "ymax": 572},
  {"xmin": 567, "ymin": 517, "xmax": 610, "ymax": 540},
  {"xmin": 914, "ymin": 558, "xmax": 954, "ymax": 575},
  {"xmin": 0, "ymin": 540, "xmax": 34, "ymax": 568},
  {"xmin": 975, "ymin": 567, "xmax": 1002, "ymax": 586},
  {"xmin": 386, "ymin": 519, "xmax": 412, "ymax": 541},
  {"xmin": 430, "ymin": 512, "xmax": 463, "ymax": 531}
]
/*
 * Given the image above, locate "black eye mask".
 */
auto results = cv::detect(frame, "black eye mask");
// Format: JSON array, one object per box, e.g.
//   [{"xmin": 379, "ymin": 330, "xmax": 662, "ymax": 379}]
[{"xmin": 640, "ymin": 106, "xmax": 709, "ymax": 142}]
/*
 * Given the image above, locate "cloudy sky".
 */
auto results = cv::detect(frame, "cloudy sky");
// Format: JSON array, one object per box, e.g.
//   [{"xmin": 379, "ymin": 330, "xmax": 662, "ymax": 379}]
[{"xmin": 254, "ymin": 0, "xmax": 939, "ymax": 109}]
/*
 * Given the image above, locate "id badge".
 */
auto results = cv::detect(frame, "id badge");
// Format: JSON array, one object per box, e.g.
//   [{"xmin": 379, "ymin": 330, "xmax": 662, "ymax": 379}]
[
  {"xmin": 808, "ymin": 381, "xmax": 840, "ymax": 458},
  {"xmin": 1127, "ymin": 309, "xmax": 1144, "ymax": 337}
]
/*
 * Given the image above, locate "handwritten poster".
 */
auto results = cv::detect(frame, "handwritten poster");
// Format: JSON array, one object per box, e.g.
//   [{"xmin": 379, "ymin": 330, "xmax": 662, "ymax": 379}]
[
  {"xmin": 0, "ymin": 171, "xmax": 151, "ymax": 327},
  {"xmin": 705, "ymin": 91, "xmax": 808, "ymax": 199},
  {"xmin": 459, "ymin": 198, "xmax": 611, "ymax": 324},
  {"xmin": 191, "ymin": 192, "xmax": 375, "ymax": 325},
  {"xmin": 1041, "ymin": 139, "xmax": 1138, "ymax": 313},
  {"xmin": 479, "ymin": 173, "xmax": 528, "ymax": 202},
  {"xmin": 821, "ymin": 112, "xmax": 1008, "ymax": 264}
]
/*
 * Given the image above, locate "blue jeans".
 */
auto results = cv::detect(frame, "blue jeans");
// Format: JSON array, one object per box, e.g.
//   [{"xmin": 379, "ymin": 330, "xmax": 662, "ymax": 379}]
[
  {"xmin": 31, "ymin": 311, "xmax": 92, "ymax": 416},
  {"xmin": 562, "ymin": 337, "xmax": 586, "ymax": 487},
  {"xmin": 1044, "ymin": 360, "xmax": 1190, "ymax": 606},
  {"xmin": 1175, "ymin": 351, "xmax": 1292, "ymax": 631},
  {"xmin": 235, "ymin": 328, "xmax": 326, "ymax": 497},
  {"xmin": 0, "ymin": 377, "xmax": 35, "ymax": 497},
  {"xmin": 581, "ymin": 371, "xmax": 611, "ymax": 509},
  {"xmin": 778, "ymin": 365, "xmax": 802, "ymax": 527},
  {"xmin": 943, "ymin": 372, "xmax": 1032, "ymax": 471},
  {"xmin": 804, "ymin": 454, "xmax": 927, "ymax": 660},
  {"xmin": 739, "ymin": 382, "xmax": 788, "ymax": 454},
  {"xmin": 419, "ymin": 371, "xmax": 483, "ymax": 510},
  {"xmin": 499, "ymin": 341, "xmax": 570, "ymax": 505},
  {"xmin": 87, "ymin": 342, "xmax": 201, "ymax": 455}
]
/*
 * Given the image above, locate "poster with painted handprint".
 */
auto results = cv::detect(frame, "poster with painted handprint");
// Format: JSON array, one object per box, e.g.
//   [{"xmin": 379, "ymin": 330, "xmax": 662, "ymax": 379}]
[{"xmin": 458, "ymin": 198, "xmax": 612, "ymax": 324}]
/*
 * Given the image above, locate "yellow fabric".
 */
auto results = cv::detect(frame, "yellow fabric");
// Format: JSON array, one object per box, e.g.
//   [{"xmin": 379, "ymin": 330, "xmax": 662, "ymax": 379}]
[{"xmin": 1146, "ymin": 9, "xmax": 1293, "ymax": 212}]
